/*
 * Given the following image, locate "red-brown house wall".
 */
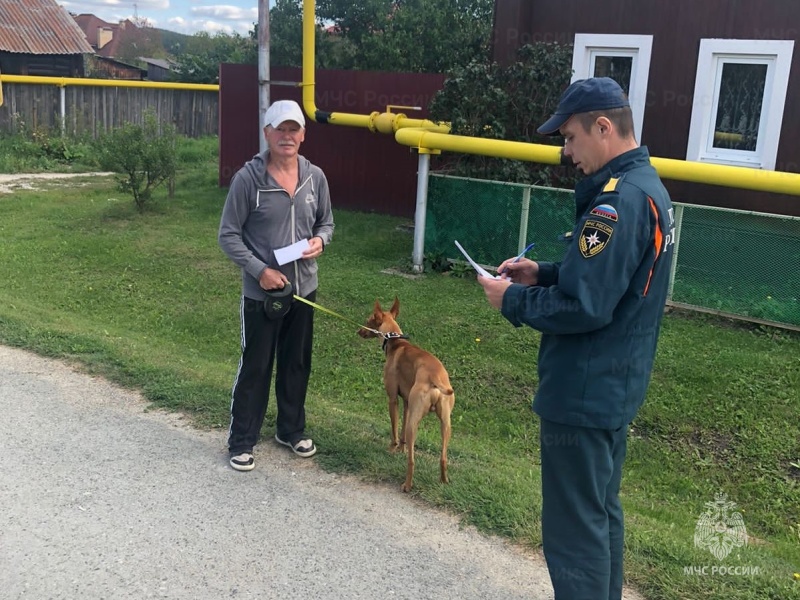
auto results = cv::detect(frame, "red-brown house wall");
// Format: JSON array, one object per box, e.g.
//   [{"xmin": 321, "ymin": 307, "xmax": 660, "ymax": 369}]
[
  {"xmin": 492, "ymin": 0, "xmax": 800, "ymax": 216},
  {"xmin": 219, "ymin": 64, "xmax": 445, "ymax": 218}
]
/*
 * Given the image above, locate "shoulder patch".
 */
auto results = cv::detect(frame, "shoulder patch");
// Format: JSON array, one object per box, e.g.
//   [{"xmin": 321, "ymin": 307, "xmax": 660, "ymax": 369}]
[
  {"xmin": 602, "ymin": 177, "xmax": 620, "ymax": 193},
  {"xmin": 589, "ymin": 203, "xmax": 619, "ymax": 222},
  {"xmin": 578, "ymin": 219, "xmax": 614, "ymax": 258},
  {"xmin": 601, "ymin": 173, "xmax": 627, "ymax": 194}
]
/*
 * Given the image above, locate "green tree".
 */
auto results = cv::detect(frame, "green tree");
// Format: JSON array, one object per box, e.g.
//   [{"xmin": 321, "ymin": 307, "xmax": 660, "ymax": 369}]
[
  {"xmin": 171, "ymin": 31, "xmax": 258, "ymax": 83},
  {"xmin": 316, "ymin": 0, "xmax": 391, "ymax": 51},
  {"xmin": 264, "ymin": 0, "xmax": 341, "ymax": 68},
  {"xmin": 96, "ymin": 112, "xmax": 177, "ymax": 213},
  {"xmin": 317, "ymin": 0, "xmax": 493, "ymax": 72},
  {"xmin": 159, "ymin": 29, "xmax": 193, "ymax": 57},
  {"xmin": 428, "ymin": 42, "xmax": 578, "ymax": 186}
]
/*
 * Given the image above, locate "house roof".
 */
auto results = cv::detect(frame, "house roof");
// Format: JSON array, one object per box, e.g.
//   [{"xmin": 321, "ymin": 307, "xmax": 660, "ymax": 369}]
[
  {"xmin": 0, "ymin": 0, "xmax": 93, "ymax": 55},
  {"xmin": 139, "ymin": 57, "xmax": 178, "ymax": 70},
  {"xmin": 72, "ymin": 14, "xmax": 137, "ymax": 58},
  {"xmin": 72, "ymin": 13, "xmax": 112, "ymax": 48}
]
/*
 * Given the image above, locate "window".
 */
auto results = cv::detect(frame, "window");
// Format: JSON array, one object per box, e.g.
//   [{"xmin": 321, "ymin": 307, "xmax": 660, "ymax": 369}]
[
  {"xmin": 572, "ymin": 34, "xmax": 653, "ymax": 142},
  {"xmin": 686, "ymin": 39, "xmax": 794, "ymax": 170}
]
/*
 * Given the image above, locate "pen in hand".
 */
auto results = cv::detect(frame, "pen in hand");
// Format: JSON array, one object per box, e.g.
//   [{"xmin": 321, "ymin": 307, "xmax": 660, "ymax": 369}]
[{"xmin": 500, "ymin": 242, "xmax": 536, "ymax": 275}]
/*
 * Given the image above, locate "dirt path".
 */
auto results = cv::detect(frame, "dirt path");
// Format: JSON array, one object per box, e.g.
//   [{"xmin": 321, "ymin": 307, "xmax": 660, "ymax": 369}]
[{"xmin": 0, "ymin": 172, "xmax": 114, "ymax": 194}]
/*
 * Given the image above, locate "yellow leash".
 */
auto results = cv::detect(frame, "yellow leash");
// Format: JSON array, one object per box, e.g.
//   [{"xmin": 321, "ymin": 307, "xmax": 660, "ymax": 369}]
[{"xmin": 292, "ymin": 294, "xmax": 383, "ymax": 336}]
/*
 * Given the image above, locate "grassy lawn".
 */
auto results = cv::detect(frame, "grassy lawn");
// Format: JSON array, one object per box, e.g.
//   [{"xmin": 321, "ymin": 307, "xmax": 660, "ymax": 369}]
[{"xmin": 0, "ymin": 137, "xmax": 798, "ymax": 599}]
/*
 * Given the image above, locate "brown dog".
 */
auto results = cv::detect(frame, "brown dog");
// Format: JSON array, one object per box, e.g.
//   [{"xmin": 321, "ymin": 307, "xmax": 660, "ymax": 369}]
[{"xmin": 358, "ymin": 298, "xmax": 455, "ymax": 492}]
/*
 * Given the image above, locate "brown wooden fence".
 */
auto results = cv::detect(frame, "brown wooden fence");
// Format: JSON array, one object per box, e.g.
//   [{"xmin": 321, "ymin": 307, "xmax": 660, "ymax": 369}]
[{"xmin": 0, "ymin": 83, "xmax": 218, "ymax": 138}]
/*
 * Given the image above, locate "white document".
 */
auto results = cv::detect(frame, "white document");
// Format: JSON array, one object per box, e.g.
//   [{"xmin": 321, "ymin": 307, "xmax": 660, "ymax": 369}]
[
  {"xmin": 454, "ymin": 240, "xmax": 499, "ymax": 279},
  {"xmin": 274, "ymin": 238, "xmax": 310, "ymax": 266}
]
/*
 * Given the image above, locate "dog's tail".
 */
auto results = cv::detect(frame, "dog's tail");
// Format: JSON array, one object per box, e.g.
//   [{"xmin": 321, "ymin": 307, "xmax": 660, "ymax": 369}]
[{"xmin": 433, "ymin": 381, "xmax": 454, "ymax": 397}]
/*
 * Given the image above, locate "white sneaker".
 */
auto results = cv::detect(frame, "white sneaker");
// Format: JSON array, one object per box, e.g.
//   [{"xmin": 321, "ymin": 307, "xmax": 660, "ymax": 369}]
[
  {"xmin": 229, "ymin": 452, "xmax": 255, "ymax": 471},
  {"xmin": 275, "ymin": 435, "xmax": 317, "ymax": 458}
]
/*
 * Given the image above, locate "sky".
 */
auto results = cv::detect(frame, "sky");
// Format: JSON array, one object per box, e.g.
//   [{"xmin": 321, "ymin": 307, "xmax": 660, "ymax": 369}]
[{"xmin": 59, "ymin": 0, "xmax": 272, "ymax": 36}]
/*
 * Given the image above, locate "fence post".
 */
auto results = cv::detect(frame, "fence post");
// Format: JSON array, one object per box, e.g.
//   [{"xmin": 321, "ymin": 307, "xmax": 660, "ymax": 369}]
[
  {"xmin": 667, "ymin": 203, "xmax": 684, "ymax": 301},
  {"xmin": 59, "ymin": 86, "xmax": 66, "ymax": 133},
  {"xmin": 411, "ymin": 152, "xmax": 431, "ymax": 273},
  {"xmin": 518, "ymin": 186, "xmax": 531, "ymax": 253}
]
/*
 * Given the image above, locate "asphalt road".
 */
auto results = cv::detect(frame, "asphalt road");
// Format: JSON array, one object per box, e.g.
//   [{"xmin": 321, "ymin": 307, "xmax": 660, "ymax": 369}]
[
  {"xmin": 0, "ymin": 344, "xmax": 558, "ymax": 600},
  {"xmin": 0, "ymin": 344, "xmax": 646, "ymax": 600}
]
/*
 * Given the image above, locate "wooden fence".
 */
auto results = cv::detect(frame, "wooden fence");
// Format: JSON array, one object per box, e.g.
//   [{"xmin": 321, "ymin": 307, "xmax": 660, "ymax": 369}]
[{"xmin": 0, "ymin": 83, "xmax": 218, "ymax": 138}]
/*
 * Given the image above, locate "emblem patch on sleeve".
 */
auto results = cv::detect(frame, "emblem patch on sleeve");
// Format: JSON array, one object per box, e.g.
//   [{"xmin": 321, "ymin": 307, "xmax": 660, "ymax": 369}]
[
  {"xmin": 589, "ymin": 204, "xmax": 618, "ymax": 222},
  {"xmin": 578, "ymin": 219, "xmax": 614, "ymax": 258}
]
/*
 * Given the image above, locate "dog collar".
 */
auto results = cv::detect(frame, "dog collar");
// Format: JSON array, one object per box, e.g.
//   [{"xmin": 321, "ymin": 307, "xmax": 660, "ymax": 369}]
[{"xmin": 382, "ymin": 332, "xmax": 409, "ymax": 351}]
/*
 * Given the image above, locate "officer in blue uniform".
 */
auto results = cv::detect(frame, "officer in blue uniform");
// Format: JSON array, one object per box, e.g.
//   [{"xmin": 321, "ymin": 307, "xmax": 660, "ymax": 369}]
[{"xmin": 478, "ymin": 77, "xmax": 675, "ymax": 600}]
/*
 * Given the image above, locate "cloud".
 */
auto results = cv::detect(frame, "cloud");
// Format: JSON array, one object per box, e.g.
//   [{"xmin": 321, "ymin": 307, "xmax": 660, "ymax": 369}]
[
  {"xmin": 188, "ymin": 19, "xmax": 257, "ymax": 35},
  {"xmin": 191, "ymin": 5, "xmax": 258, "ymax": 22},
  {"xmin": 197, "ymin": 20, "xmax": 235, "ymax": 35},
  {"xmin": 61, "ymin": 0, "xmax": 258, "ymax": 35},
  {"xmin": 63, "ymin": 0, "xmax": 169, "ymax": 8}
]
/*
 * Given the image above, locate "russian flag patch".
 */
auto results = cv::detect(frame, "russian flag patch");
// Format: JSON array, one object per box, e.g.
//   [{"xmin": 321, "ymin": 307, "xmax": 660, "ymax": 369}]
[{"xmin": 590, "ymin": 204, "xmax": 618, "ymax": 222}]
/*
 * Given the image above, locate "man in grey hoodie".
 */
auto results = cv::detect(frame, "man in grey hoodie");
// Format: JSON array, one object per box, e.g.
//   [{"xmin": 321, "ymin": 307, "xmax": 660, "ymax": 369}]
[{"xmin": 218, "ymin": 100, "xmax": 334, "ymax": 472}]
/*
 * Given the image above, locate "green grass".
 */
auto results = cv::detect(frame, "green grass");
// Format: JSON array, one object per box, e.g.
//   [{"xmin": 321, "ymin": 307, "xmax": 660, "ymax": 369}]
[
  {"xmin": 0, "ymin": 128, "xmax": 102, "ymax": 173},
  {"xmin": 1, "ymin": 137, "xmax": 799, "ymax": 599}
]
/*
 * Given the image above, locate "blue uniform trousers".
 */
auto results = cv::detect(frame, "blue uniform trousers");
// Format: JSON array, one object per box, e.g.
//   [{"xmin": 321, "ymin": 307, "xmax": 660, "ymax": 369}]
[{"xmin": 540, "ymin": 418, "xmax": 628, "ymax": 600}]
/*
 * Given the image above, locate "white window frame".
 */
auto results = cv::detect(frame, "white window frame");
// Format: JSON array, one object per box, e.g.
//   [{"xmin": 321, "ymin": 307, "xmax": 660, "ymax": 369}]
[
  {"xmin": 572, "ymin": 34, "xmax": 653, "ymax": 142},
  {"xmin": 686, "ymin": 39, "xmax": 794, "ymax": 170}
]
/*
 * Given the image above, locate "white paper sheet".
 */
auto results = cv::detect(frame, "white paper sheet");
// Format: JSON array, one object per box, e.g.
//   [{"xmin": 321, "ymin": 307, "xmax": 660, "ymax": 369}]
[
  {"xmin": 274, "ymin": 238, "xmax": 310, "ymax": 266},
  {"xmin": 454, "ymin": 240, "xmax": 499, "ymax": 279}
]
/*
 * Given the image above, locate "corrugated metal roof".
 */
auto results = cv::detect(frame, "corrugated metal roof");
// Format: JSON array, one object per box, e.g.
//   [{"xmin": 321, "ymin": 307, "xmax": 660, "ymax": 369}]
[{"xmin": 0, "ymin": 0, "xmax": 94, "ymax": 55}]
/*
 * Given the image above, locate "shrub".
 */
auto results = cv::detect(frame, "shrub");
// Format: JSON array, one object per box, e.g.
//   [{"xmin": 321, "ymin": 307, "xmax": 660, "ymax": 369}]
[
  {"xmin": 96, "ymin": 111, "xmax": 177, "ymax": 212},
  {"xmin": 428, "ymin": 42, "xmax": 578, "ymax": 188}
]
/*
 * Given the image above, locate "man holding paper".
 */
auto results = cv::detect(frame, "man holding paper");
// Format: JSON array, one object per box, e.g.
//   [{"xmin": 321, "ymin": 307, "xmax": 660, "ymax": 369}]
[
  {"xmin": 219, "ymin": 100, "xmax": 334, "ymax": 471},
  {"xmin": 477, "ymin": 78, "xmax": 674, "ymax": 599}
]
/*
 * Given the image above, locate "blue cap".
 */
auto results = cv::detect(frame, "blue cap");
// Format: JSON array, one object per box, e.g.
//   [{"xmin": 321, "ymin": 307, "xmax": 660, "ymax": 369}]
[{"xmin": 537, "ymin": 77, "xmax": 630, "ymax": 135}]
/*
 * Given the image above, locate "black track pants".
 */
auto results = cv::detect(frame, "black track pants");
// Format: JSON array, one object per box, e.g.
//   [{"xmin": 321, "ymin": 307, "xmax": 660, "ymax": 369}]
[{"xmin": 227, "ymin": 290, "xmax": 316, "ymax": 454}]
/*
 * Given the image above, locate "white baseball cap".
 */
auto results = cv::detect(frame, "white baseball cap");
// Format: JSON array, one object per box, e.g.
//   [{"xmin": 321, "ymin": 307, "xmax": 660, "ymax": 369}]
[{"xmin": 264, "ymin": 100, "xmax": 306, "ymax": 128}]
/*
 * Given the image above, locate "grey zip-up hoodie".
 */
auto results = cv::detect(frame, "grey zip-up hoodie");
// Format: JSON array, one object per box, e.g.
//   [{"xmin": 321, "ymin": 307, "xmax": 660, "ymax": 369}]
[{"xmin": 218, "ymin": 150, "xmax": 334, "ymax": 300}]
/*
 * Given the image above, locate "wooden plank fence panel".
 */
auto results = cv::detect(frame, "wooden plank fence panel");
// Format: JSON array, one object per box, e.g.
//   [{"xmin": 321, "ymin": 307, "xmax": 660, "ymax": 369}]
[{"xmin": 0, "ymin": 83, "xmax": 218, "ymax": 138}]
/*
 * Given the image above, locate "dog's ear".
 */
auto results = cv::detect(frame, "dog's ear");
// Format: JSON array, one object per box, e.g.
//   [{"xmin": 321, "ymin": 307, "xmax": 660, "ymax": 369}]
[
  {"xmin": 372, "ymin": 299, "xmax": 384, "ymax": 323},
  {"xmin": 390, "ymin": 297, "xmax": 400, "ymax": 318}
]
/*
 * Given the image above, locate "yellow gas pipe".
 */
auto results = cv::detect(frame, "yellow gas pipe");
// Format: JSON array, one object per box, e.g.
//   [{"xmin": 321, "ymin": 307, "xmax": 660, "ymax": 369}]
[
  {"xmin": 0, "ymin": 74, "xmax": 218, "ymax": 92},
  {"xmin": 301, "ymin": 0, "xmax": 448, "ymax": 134}
]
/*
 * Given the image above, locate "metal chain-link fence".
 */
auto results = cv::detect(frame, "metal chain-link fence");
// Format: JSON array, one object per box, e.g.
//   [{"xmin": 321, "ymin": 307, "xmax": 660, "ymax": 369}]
[{"xmin": 425, "ymin": 173, "xmax": 800, "ymax": 329}]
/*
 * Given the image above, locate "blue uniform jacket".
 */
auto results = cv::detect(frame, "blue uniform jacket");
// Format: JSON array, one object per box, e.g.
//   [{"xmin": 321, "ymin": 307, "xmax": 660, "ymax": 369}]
[{"xmin": 501, "ymin": 147, "xmax": 675, "ymax": 429}]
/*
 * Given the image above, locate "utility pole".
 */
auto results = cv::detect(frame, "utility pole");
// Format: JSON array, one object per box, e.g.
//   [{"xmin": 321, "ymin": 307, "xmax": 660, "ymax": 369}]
[{"xmin": 258, "ymin": 0, "xmax": 270, "ymax": 154}]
